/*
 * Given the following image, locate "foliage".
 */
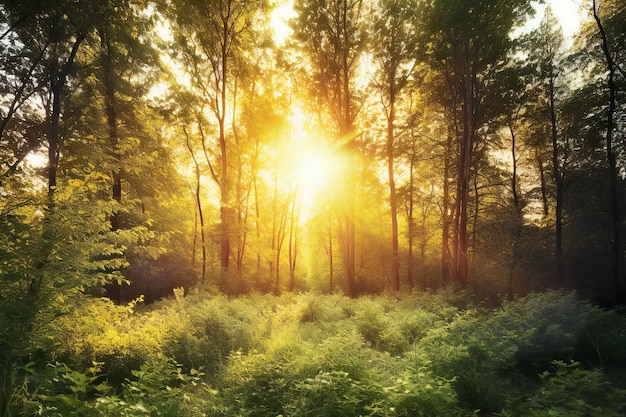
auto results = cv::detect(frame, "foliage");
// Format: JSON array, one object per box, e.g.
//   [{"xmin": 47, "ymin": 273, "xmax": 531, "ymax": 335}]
[
  {"xmin": 501, "ymin": 360, "xmax": 626, "ymax": 417},
  {"xmin": 1, "ymin": 290, "xmax": 625, "ymax": 416}
]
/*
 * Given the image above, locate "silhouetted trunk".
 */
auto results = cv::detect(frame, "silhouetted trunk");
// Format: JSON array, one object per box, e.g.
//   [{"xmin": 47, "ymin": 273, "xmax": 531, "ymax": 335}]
[
  {"xmin": 441, "ymin": 132, "xmax": 453, "ymax": 286},
  {"xmin": 47, "ymin": 35, "xmax": 85, "ymax": 196},
  {"xmin": 537, "ymin": 155, "xmax": 549, "ymax": 219},
  {"xmin": 185, "ymin": 128, "xmax": 207, "ymax": 285},
  {"xmin": 548, "ymin": 73, "xmax": 564, "ymax": 287},
  {"xmin": 452, "ymin": 79, "xmax": 474, "ymax": 287},
  {"xmin": 593, "ymin": 0, "xmax": 622, "ymax": 305},
  {"xmin": 508, "ymin": 124, "xmax": 523, "ymax": 300},
  {"xmin": 288, "ymin": 188, "xmax": 299, "ymax": 292}
]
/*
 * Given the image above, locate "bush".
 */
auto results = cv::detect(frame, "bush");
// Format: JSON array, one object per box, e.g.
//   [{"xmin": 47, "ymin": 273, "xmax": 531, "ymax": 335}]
[
  {"xmin": 496, "ymin": 291, "xmax": 591, "ymax": 373},
  {"xmin": 502, "ymin": 360, "xmax": 626, "ymax": 417}
]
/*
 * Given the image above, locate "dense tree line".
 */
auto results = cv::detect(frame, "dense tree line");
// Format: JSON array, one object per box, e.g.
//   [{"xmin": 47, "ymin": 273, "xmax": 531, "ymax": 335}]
[{"xmin": 1, "ymin": 0, "xmax": 624, "ymax": 310}]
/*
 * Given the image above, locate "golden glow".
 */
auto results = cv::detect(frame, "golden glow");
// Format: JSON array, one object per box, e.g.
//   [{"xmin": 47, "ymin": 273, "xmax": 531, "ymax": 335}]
[
  {"xmin": 271, "ymin": 0, "xmax": 296, "ymax": 46},
  {"xmin": 292, "ymin": 145, "xmax": 340, "ymax": 212}
]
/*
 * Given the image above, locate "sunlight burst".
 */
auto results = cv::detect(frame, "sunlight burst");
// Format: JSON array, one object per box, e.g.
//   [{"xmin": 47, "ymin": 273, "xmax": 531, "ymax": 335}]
[{"xmin": 292, "ymin": 144, "xmax": 341, "ymax": 220}]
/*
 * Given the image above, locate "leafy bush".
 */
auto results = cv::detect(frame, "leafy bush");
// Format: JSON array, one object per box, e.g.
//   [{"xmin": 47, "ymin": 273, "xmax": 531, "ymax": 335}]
[
  {"xmin": 383, "ymin": 371, "xmax": 463, "ymax": 417},
  {"xmin": 160, "ymin": 292, "xmax": 267, "ymax": 377},
  {"xmin": 418, "ymin": 309, "xmax": 518, "ymax": 411},
  {"xmin": 2, "ymin": 288, "xmax": 625, "ymax": 417},
  {"xmin": 577, "ymin": 307, "xmax": 626, "ymax": 365},
  {"xmin": 501, "ymin": 361, "xmax": 626, "ymax": 417},
  {"xmin": 288, "ymin": 370, "xmax": 383, "ymax": 417},
  {"xmin": 496, "ymin": 291, "xmax": 591, "ymax": 373}
]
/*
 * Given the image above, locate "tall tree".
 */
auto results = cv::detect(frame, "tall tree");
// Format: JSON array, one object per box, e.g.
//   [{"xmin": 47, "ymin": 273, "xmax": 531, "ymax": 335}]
[
  {"xmin": 370, "ymin": 0, "xmax": 420, "ymax": 291},
  {"xmin": 423, "ymin": 0, "xmax": 535, "ymax": 286},
  {"xmin": 293, "ymin": 0, "xmax": 368, "ymax": 295},
  {"xmin": 591, "ymin": 0, "xmax": 624, "ymax": 304},
  {"xmin": 167, "ymin": 0, "xmax": 267, "ymax": 277},
  {"xmin": 523, "ymin": 7, "xmax": 567, "ymax": 286}
]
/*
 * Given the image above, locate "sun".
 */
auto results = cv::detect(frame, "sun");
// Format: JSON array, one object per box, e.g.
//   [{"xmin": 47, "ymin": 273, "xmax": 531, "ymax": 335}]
[{"xmin": 291, "ymin": 144, "xmax": 341, "ymax": 219}]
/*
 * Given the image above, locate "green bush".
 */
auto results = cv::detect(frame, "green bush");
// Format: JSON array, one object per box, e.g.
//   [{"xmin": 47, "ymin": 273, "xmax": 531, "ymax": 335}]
[
  {"xmin": 160, "ymin": 292, "xmax": 267, "ymax": 378},
  {"xmin": 501, "ymin": 360, "xmax": 626, "ymax": 417},
  {"xmin": 577, "ymin": 307, "xmax": 626, "ymax": 365},
  {"xmin": 384, "ymin": 371, "xmax": 463, "ymax": 417},
  {"xmin": 288, "ymin": 370, "xmax": 383, "ymax": 417},
  {"xmin": 496, "ymin": 291, "xmax": 591, "ymax": 373},
  {"xmin": 418, "ymin": 309, "xmax": 518, "ymax": 411}
]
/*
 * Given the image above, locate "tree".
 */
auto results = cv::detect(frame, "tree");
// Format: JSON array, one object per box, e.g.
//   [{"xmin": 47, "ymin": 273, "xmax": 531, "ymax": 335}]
[
  {"xmin": 370, "ymin": 0, "xmax": 420, "ymax": 291},
  {"xmin": 529, "ymin": 7, "xmax": 567, "ymax": 286},
  {"xmin": 293, "ymin": 0, "xmax": 368, "ymax": 295},
  {"xmin": 166, "ymin": 0, "xmax": 268, "ymax": 278},
  {"xmin": 591, "ymin": 0, "xmax": 625, "ymax": 304},
  {"xmin": 422, "ymin": 0, "xmax": 535, "ymax": 286}
]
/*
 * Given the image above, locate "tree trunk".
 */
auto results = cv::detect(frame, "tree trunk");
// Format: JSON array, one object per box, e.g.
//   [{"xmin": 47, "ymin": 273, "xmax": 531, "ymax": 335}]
[
  {"xmin": 387, "ymin": 89, "xmax": 400, "ymax": 291},
  {"xmin": 548, "ymin": 74, "xmax": 564, "ymax": 287},
  {"xmin": 508, "ymin": 123, "xmax": 523, "ymax": 300},
  {"xmin": 441, "ymin": 132, "xmax": 453, "ymax": 286},
  {"xmin": 185, "ymin": 128, "xmax": 207, "ymax": 285},
  {"xmin": 288, "ymin": 189, "xmax": 299, "ymax": 292},
  {"xmin": 537, "ymin": 154, "xmax": 549, "ymax": 219},
  {"xmin": 593, "ymin": 0, "xmax": 622, "ymax": 305},
  {"xmin": 453, "ymin": 81, "xmax": 473, "ymax": 287},
  {"xmin": 407, "ymin": 142, "xmax": 416, "ymax": 290},
  {"xmin": 47, "ymin": 35, "xmax": 85, "ymax": 197}
]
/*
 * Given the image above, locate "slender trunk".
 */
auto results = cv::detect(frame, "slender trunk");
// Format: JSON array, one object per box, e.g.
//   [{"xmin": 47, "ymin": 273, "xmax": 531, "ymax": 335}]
[
  {"xmin": 593, "ymin": 0, "xmax": 622, "ymax": 305},
  {"xmin": 274, "ymin": 198, "xmax": 290, "ymax": 295},
  {"xmin": 387, "ymin": 89, "xmax": 400, "ymax": 291},
  {"xmin": 508, "ymin": 123, "xmax": 523, "ymax": 300},
  {"xmin": 549, "ymin": 74, "xmax": 564, "ymax": 287},
  {"xmin": 253, "ymin": 173, "xmax": 262, "ymax": 276},
  {"xmin": 537, "ymin": 154, "xmax": 549, "ymax": 219},
  {"xmin": 101, "ymin": 31, "xmax": 122, "ymax": 231},
  {"xmin": 288, "ymin": 188, "xmax": 299, "ymax": 292},
  {"xmin": 341, "ymin": 1, "xmax": 356, "ymax": 296},
  {"xmin": 185, "ymin": 128, "xmax": 207, "ymax": 284},
  {"xmin": 407, "ymin": 144, "xmax": 416, "ymax": 290},
  {"xmin": 196, "ymin": 168, "xmax": 207, "ymax": 284},
  {"xmin": 442, "ymin": 133, "xmax": 453, "ymax": 286},
  {"xmin": 101, "ymin": 29, "xmax": 125, "ymax": 302},
  {"xmin": 471, "ymin": 168, "xmax": 479, "ymax": 276},
  {"xmin": 47, "ymin": 35, "xmax": 85, "ymax": 197},
  {"xmin": 328, "ymin": 208, "xmax": 334, "ymax": 293},
  {"xmin": 219, "ymin": 19, "xmax": 230, "ymax": 273}
]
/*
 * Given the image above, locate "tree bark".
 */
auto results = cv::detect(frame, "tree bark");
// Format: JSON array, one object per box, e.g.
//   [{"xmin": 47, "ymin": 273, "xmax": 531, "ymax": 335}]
[
  {"xmin": 593, "ymin": 0, "xmax": 622, "ymax": 305},
  {"xmin": 47, "ymin": 35, "xmax": 85, "ymax": 196},
  {"xmin": 387, "ymin": 85, "xmax": 400, "ymax": 291},
  {"xmin": 548, "ymin": 72, "xmax": 564, "ymax": 287}
]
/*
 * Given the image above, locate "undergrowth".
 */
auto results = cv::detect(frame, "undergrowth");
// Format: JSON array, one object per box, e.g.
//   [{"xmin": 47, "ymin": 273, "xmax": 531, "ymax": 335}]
[{"xmin": 1, "ymin": 289, "xmax": 625, "ymax": 416}]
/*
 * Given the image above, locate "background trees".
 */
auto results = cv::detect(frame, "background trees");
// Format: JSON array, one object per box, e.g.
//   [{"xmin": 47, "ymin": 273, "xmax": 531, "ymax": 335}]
[{"xmin": 0, "ymin": 0, "xmax": 624, "ymax": 304}]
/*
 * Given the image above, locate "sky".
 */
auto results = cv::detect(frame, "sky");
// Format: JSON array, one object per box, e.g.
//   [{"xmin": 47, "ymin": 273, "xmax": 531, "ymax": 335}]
[
  {"xmin": 270, "ymin": 0, "xmax": 587, "ymax": 46},
  {"xmin": 536, "ymin": 0, "xmax": 584, "ymax": 39}
]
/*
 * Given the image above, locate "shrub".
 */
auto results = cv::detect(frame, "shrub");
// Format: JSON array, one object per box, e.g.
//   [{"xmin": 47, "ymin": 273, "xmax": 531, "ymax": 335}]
[
  {"xmin": 288, "ymin": 370, "xmax": 383, "ymax": 417},
  {"xmin": 355, "ymin": 299, "xmax": 400, "ymax": 353},
  {"xmin": 577, "ymin": 307, "xmax": 626, "ymax": 366},
  {"xmin": 496, "ymin": 291, "xmax": 591, "ymax": 373},
  {"xmin": 501, "ymin": 361, "xmax": 626, "ymax": 417},
  {"xmin": 418, "ymin": 309, "xmax": 518, "ymax": 412},
  {"xmin": 384, "ymin": 371, "xmax": 464, "ymax": 417}
]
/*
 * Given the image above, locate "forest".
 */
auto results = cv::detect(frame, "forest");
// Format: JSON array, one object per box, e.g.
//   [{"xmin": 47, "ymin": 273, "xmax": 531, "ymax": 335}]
[{"xmin": 1, "ymin": 0, "xmax": 625, "ymax": 415}]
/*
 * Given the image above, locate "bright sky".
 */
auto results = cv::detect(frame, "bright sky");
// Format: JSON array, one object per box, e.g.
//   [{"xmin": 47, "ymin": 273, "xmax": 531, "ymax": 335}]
[
  {"xmin": 271, "ymin": 0, "xmax": 586, "ymax": 46},
  {"xmin": 533, "ymin": 0, "xmax": 584, "ymax": 39}
]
